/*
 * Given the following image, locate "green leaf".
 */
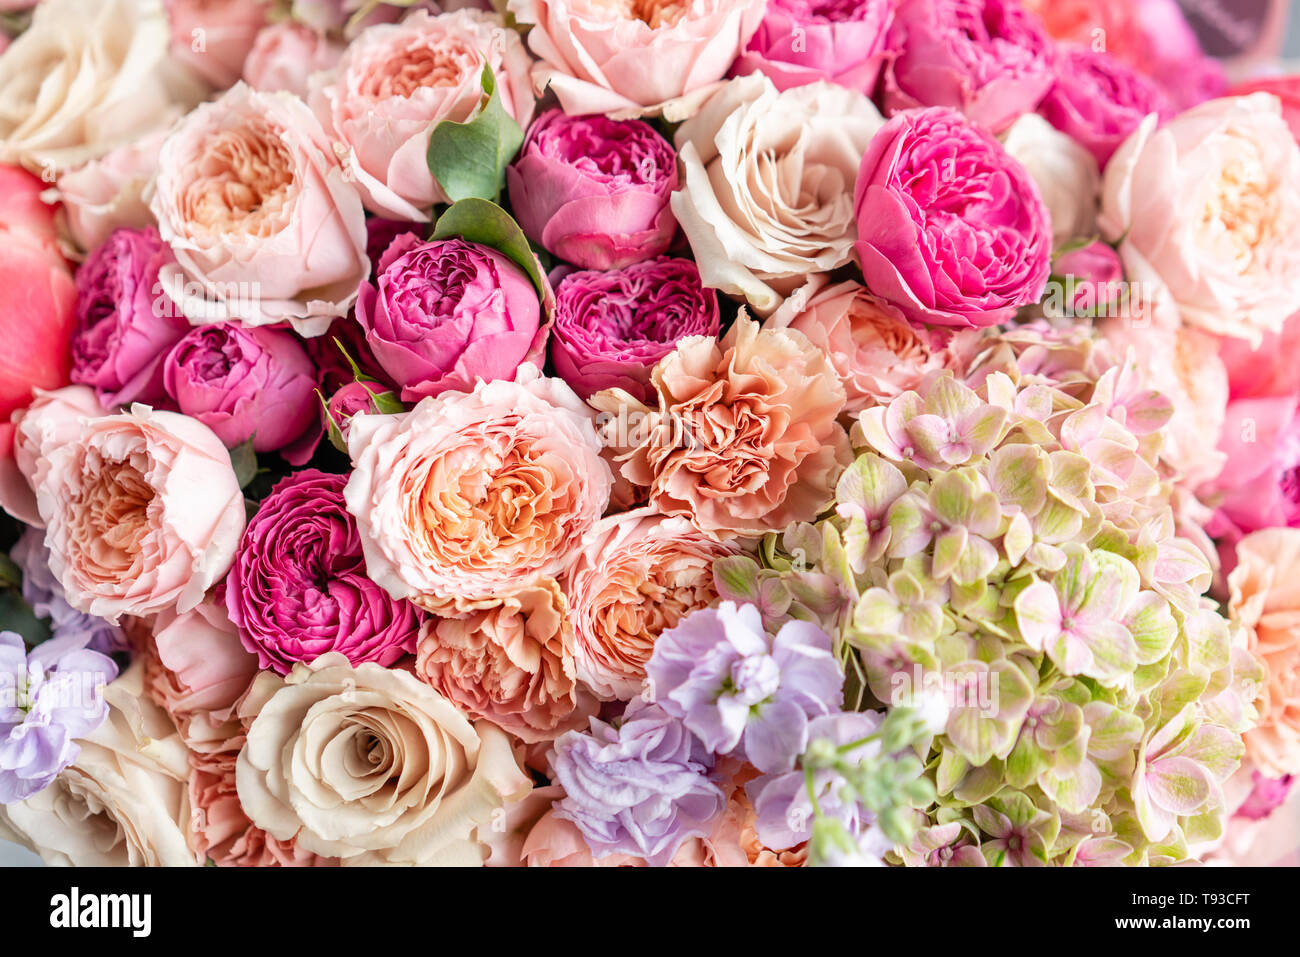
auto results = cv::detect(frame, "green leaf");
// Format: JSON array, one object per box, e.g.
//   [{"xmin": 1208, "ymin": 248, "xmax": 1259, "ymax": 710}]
[
  {"xmin": 0, "ymin": 590, "xmax": 51, "ymax": 647},
  {"xmin": 431, "ymin": 198, "xmax": 548, "ymax": 302},
  {"xmin": 0, "ymin": 554, "xmax": 21, "ymax": 590},
  {"xmin": 427, "ymin": 63, "xmax": 524, "ymax": 204},
  {"xmin": 229, "ymin": 439, "xmax": 259, "ymax": 490}
]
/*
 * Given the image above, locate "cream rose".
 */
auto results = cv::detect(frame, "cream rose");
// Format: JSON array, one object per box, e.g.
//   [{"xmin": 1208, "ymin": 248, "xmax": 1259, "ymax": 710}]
[
  {"xmin": 150, "ymin": 82, "xmax": 370, "ymax": 335},
  {"xmin": 1002, "ymin": 113, "xmax": 1100, "ymax": 246},
  {"xmin": 670, "ymin": 73, "xmax": 884, "ymax": 315},
  {"xmin": 508, "ymin": 0, "xmax": 765, "ymax": 121},
  {"xmin": 0, "ymin": 663, "xmax": 198, "ymax": 866},
  {"xmin": 309, "ymin": 8, "xmax": 534, "ymax": 220},
  {"xmin": 235, "ymin": 653, "xmax": 532, "ymax": 865},
  {"xmin": 0, "ymin": 0, "xmax": 207, "ymax": 174},
  {"xmin": 1100, "ymin": 93, "xmax": 1300, "ymax": 344},
  {"xmin": 33, "ymin": 405, "xmax": 247, "ymax": 621}
]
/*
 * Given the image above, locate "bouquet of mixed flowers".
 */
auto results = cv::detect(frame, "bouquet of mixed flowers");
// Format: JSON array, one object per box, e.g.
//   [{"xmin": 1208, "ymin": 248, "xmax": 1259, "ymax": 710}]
[{"xmin": 0, "ymin": 0, "xmax": 1298, "ymax": 868}]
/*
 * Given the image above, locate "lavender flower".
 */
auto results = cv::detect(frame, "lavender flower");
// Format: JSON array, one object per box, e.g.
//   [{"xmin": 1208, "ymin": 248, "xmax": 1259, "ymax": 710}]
[
  {"xmin": 549, "ymin": 699, "xmax": 725, "ymax": 866},
  {"xmin": 10, "ymin": 528, "xmax": 127, "ymax": 655},
  {"xmin": 0, "ymin": 631, "xmax": 117, "ymax": 803},
  {"xmin": 645, "ymin": 602, "xmax": 843, "ymax": 773}
]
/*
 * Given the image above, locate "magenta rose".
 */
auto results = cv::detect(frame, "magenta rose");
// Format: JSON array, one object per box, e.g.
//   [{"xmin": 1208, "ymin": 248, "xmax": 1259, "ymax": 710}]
[
  {"xmin": 355, "ymin": 234, "xmax": 545, "ymax": 402},
  {"xmin": 731, "ymin": 0, "xmax": 896, "ymax": 95},
  {"xmin": 1039, "ymin": 45, "xmax": 1170, "ymax": 168},
  {"xmin": 162, "ymin": 323, "xmax": 319, "ymax": 459},
  {"xmin": 70, "ymin": 227, "xmax": 190, "ymax": 408},
  {"xmin": 224, "ymin": 469, "xmax": 421, "ymax": 675},
  {"xmin": 507, "ymin": 110, "xmax": 678, "ymax": 271},
  {"xmin": 882, "ymin": 0, "xmax": 1055, "ymax": 134},
  {"xmin": 550, "ymin": 258, "xmax": 720, "ymax": 403},
  {"xmin": 854, "ymin": 106, "xmax": 1051, "ymax": 327}
]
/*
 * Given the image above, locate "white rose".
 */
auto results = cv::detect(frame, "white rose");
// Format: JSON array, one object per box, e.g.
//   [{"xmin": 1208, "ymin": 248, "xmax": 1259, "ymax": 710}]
[
  {"xmin": 1002, "ymin": 113, "xmax": 1101, "ymax": 246},
  {"xmin": 0, "ymin": 664, "xmax": 198, "ymax": 866},
  {"xmin": 235, "ymin": 654, "xmax": 532, "ymax": 866},
  {"xmin": 670, "ymin": 74, "xmax": 884, "ymax": 316},
  {"xmin": 0, "ymin": 0, "xmax": 207, "ymax": 174}
]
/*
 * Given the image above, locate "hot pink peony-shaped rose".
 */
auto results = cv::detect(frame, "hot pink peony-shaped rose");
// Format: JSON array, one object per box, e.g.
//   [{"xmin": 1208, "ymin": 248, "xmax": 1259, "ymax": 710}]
[
  {"xmin": 33, "ymin": 405, "xmax": 247, "ymax": 620},
  {"xmin": 355, "ymin": 234, "xmax": 544, "ymax": 403},
  {"xmin": 549, "ymin": 257, "xmax": 720, "ymax": 403},
  {"xmin": 150, "ymin": 83, "xmax": 370, "ymax": 335},
  {"xmin": 164, "ymin": 0, "xmax": 271, "ymax": 90},
  {"xmin": 600, "ymin": 315, "xmax": 852, "ymax": 537},
  {"xmin": 563, "ymin": 508, "xmax": 736, "ymax": 701},
  {"xmin": 507, "ymin": 109, "xmax": 679, "ymax": 270},
  {"xmin": 162, "ymin": 323, "xmax": 320, "ymax": 458},
  {"xmin": 225, "ymin": 469, "xmax": 421, "ymax": 674},
  {"xmin": 881, "ymin": 0, "xmax": 1055, "ymax": 134},
  {"xmin": 731, "ymin": 0, "xmax": 896, "ymax": 95},
  {"xmin": 308, "ymin": 8, "xmax": 534, "ymax": 220},
  {"xmin": 853, "ymin": 106, "xmax": 1052, "ymax": 328},
  {"xmin": 415, "ymin": 577, "xmax": 595, "ymax": 743},
  {"xmin": 242, "ymin": 20, "xmax": 344, "ymax": 98},
  {"xmin": 344, "ymin": 365, "xmax": 612, "ymax": 614},
  {"xmin": 1201, "ymin": 395, "xmax": 1300, "ymax": 537},
  {"xmin": 508, "ymin": 0, "xmax": 766, "ymax": 120},
  {"xmin": 1038, "ymin": 45, "xmax": 1170, "ymax": 169},
  {"xmin": 70, "ymin": 227, "xmax": 190, "ymax": 410}
]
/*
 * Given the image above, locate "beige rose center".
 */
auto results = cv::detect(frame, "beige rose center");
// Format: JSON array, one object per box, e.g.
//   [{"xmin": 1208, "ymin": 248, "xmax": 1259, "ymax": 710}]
[
  {"xmin": 180, "ymin": 120, "xmax": 294, "ymax": 236},
  {"xmin": 360, "ymin": 36, "xmax": 479, "ymax": 99},
  {"xmin": 580, "ymin": 0, "xmax": 690, "ymax": 27},
  {"xmin": 69, "ymin": 457, "xmax": 156, "ymax": 583}
]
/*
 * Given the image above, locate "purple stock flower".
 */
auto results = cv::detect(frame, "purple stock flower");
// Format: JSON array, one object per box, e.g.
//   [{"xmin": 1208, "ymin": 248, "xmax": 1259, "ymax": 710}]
[
  {"xmin": 549, "ymin": 257, "xmax": 720, "ymax": 402},
  {"xmin": 549, "ymin": 699, "xmax": 726, "ymax": 866},
  {"xmin": 646, "ymin": 601, "xmax": 844, "ymax": 773},
  {"xmin": 0, "ymin": 630, "xmax": 117, "ymax": 803},
  {"xmin": 747, "ymin": 710, "xmax": 884, "ymax": 851},
  {"xmin": 10, "ymin": 527, "xmax": 127, "ymax": 656}
]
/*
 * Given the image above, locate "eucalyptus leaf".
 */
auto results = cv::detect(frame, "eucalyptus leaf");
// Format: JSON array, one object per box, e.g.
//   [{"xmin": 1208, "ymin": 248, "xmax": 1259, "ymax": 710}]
[
  {"xmin": 0, "ymin": 590, "xmax": 51, "ymax": 647},
  {"xmin": 431, "ymin": 198, "xmax": 548, "ymax": 302},
  {"xmin": 229, "ymin": 439, "xmax": 259, "ymax": 490},
  {"xmin": 427, "ymin": 63, "xmax": 524, "ymax": 203}
]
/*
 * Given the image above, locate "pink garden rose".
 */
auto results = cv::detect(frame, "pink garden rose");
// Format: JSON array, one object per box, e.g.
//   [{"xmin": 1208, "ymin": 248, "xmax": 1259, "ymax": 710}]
[
  {"xmin": 309, "ymin": 8, "xmax": 534, "ymax": 220},
  {"xmin": 1217, "ymin": 312, "xmax": 1300, "ymax": 403},
  {"xmin": 151, "ymin": 83, "xmax": 370, "ymax": 335},
  {"xmin": 50, "ymin": 132, "xmax": 169, "ymax": 255},
  {"xmin": 1099, "ymin": 94, "xmax": 1300, "ymax": 344},
  {"xmin": 33, "ymin": 405, "xmax": 247, "ymax": 620},
  {"xmin": 731, "ymin": 0, "xmax": 896, "ymax": 96},
  {"xmin": 1231, "ymin": 76, "xmax": 1300, "ymax": 143},
  {"xmin": 882, "ymin": 0, "xmax": 1055, "ymax": 134},
  {"xmin": 165, "ymin": 0, "xmax": 272, "ymax": 90},
  {"xmin": 563, "ymin": 508, "xmax": 736, "ymax": 701},
  {"xmin": 507, "ymin": 0, "xmax": 766, "ymax": 120},
  {"xmin": 507, "ymin": 110, "xmax": 679, "ymax": 270},
  {"xmin": 355, "ymin": 234, "xmax": 544, "ymax": 402},
  {"xmin": 242, "ymin": 20, "xmax": 344, "ymax": 97},
  {"xmin": 1201, "ymin": 394, "xmax": 1300, "ymax": 537},
  {"xmin": 344, "ymin": 365, "xmax": 612, "ymax": 614},
  {"xmin": 853, "ymin": 106, "xmax": 1052, "ymax": 328},
  {"xmin": 0, "ymin": 386, "xmax": 106, "ymax": 528}
]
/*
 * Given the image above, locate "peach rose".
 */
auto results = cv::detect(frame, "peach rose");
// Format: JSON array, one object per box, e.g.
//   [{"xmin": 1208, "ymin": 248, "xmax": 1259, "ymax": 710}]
[
  {"xmin": 243, "ymin": 20, "xmax": 344, "ymax": 98},
  {"xmin": 415, "ymin": 578, "xmax": 595, "ymax": 743},
  {"xmin": 344, "ymin": 364, "xmax": 612, "ymax": 614},
  {"xmin": 309, "ymin": 8, "xmax": 533, "ymax": 220},
  {"xmin": 598, "ymin": 315, "xmax": 852, "ymax": 537},
  {"xmin": 508, "ymin": 0, "xmax": 765, "ymax": 121},
  {"xmin": 769, "ymin": 276, "xmax": 974, "ymax": 416},
  {"xmin": 1100, "ymin": 94, "xmax": 1300, "ymax": 344},
  {"xmin": 670, "ymin": 73, "xmax": 884, "ymax": 315},
  {"xmin": 521, "ymin": 800, "xmax": 748, "ymax": 866},
  {"xmin": 563, "ymin": 508, "xmax": 735, "ymax": 701},
  {"xmin": 0, "ymin": 386, "xmax": 106, "ymax": 528},
  {"xmin": 33, "ymin": 405, "xmax": 247, "ymax": 621},
  {"xmin": 0, "ymin": 0, "xmax": 207, "ymax": 174},
  {"xmin": 151, "ymin": 83, "xmax": 370, "ymax": 335},
  {"xmin": 165, "ymin": 0, "xmax": 271, "ymax": 90},
  {"xmin": 1229, "ymin": 528, "xmax": 1300, "ymax": 778},
  {"xmin": 235, "ymin": 653, "xmax": 532, "ymax": 864},
  {"xmin": 142, "ymin": 599, "xmax": 259, "ymax": 754},
  {"xmin": 0, "ymin": 663, "xmax": 198, "ymax": 866},
  {"xmin": 47, "ymin": 132, "xmax": 168, "ymax": 255}
]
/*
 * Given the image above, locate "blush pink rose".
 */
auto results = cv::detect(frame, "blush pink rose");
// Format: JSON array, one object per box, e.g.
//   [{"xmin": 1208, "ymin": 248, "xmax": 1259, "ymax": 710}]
[
  {"xmin": 165, "ymin": 0, "xmax": 272, "ymax": 90},
  {"xmin": 0, "ymin": 386, "xmax": 106, "ymax": 527},
  {"xmin": 769, "ymin": 276, "xmax": 969, "ymax": 415},
  {"xmin": 243, "ymin": 20, "xmax": 344, "ymax": 97},
  {"xmin": 344, "ymin": 365, "xmax": 612, "ymax": 614},
  {"xmin": 34, "ymin": 405, "xmax": 247, "ymax": 620},
  {"xmin": 1216, "ymin": 311, "xmax": 1300, "ymax": 403},
  {"xmin": 309, "ymin": 8, "xmax": 534, "ymax": 220},
  {"xmin": 508, "ymin": 0, "xmax": 766, "ymax": 120},
  {"xmin": 415, "ymin": 578, "xmax": 596, "ymax": 743},
  {"xmin": 151, "ymin": 83, "xmax": 370, "ymax": 336},
  {"xmin": 50, "ymin": 132, "xmax": 168, "ymax": 255},
  {"xmin": 1230, "ymin": 529, "xmax": 1300, "ymax": 778},
  {"xmin": 563, "ymin": 508, "xmax": 736, "ymax": 701},
  {"xmin": 731, "ymin": 0, "xmax": 896, "ymax": 96}
]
